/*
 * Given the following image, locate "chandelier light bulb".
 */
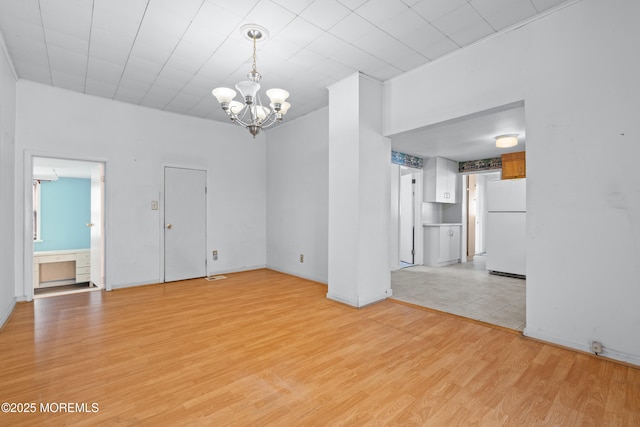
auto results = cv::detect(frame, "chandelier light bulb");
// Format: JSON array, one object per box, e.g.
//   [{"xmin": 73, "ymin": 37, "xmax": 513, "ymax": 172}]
[
  {"xmin": 235, "ymin": 81, "xmax": 260, "ymax": 101},
  {"xmin": 254, "ymin": 105, "xmax": 269, "ymax": 120},
  {"xmin": 266, "ymin": 88, "xmax": 289, "ymax": 105},
  {"xmin": 228, "ymin": 101, "xmax": 245, "ymax": 115},
  {"xmin": 278, "ymin": 102, "xmax": 291, "ymax": 115},
  {"xmin": 211, "ymin": 87, "xmax": 236, "ymax": 104}
]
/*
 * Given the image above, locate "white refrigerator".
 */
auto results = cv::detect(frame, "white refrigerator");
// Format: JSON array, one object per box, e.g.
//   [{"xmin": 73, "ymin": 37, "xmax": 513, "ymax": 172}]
[{"xmin": 486, "ymin": 178, "xmax": 526, "ymax": 277}]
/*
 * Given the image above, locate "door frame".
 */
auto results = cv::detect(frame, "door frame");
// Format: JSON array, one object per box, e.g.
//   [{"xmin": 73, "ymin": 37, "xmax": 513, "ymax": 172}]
[
  {"xmin": 399, "ymin": 172, "xmax": 416, "ymax": 264},
  {"xmin": 23, "ymin": 151, "xmax": 109, "ymax": 301},
  {"xmin": 393, "ymin": 165, "xmax": 423, "ymax": 269},
  {"xmin": 160, "ymin": 163, "xmax": 209, "ymax": 282}
]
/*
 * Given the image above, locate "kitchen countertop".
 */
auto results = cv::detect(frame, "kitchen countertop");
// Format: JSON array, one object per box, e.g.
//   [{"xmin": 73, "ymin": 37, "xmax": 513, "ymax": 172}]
[{"xmin": 422, "ymin": 223, "xmax": 463, "ymax": 227}]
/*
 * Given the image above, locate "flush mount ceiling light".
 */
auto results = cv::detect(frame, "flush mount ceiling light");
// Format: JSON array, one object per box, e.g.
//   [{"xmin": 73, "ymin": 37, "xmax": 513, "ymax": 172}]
[
  {"xmin": 495, "ymin": 134, "xmax": 519, "ymax": 148},
  {"xmin": 212, "ymin": 25, "xmax": 291, "ymax": 138}
]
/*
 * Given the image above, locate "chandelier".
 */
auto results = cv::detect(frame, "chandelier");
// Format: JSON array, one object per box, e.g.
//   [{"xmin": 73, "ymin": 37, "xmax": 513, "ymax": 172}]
[{"xmin": 212, "ymin": 25, "xmax": 291, "ymax": 137}]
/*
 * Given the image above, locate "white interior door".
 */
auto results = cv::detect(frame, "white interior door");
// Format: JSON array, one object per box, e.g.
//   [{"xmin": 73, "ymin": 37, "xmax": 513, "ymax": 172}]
[
  {"xmin": 164, "ymin": 167, "xmax": 207, "ymax": 282},
  {"xmin": 399, "ymin": 173, "xmax": 414, "ymax": 264},
  {"xmin": 90, "ymin": 163, "xmax": 105, "ymax": 288}
]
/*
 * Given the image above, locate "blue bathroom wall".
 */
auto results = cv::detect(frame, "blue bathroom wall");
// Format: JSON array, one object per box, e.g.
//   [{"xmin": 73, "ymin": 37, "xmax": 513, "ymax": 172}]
[{"xmin": 35, "ymin": 177, "xmax": 91, "ymax": 251}]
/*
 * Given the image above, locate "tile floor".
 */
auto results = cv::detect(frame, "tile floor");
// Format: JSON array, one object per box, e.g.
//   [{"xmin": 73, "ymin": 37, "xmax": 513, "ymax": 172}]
[{"xmin": 390, "ymin": 256, "xmax": 526, "ymax": 331}]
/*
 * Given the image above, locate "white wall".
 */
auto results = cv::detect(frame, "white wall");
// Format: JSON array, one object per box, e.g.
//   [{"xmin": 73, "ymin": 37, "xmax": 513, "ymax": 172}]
[
  {"xmin": 265, "ymin": 107, "xmax": 329, "ymax": 283},
  {"xmin": 389, "ymin": 164, "xmax": 400, "ymax": 270},
  {"xmin": 14, "ymin": 81, "xmax": 267, "ymax": 296},
  {"xmin": 385, "ymin": 0, "xmax": 640, "ymax": 364},
  {"xmin": 0, "ymin": 32, "xmax": 16, "ymax": 326},
  {"xmin": 356, "ymin": 75, "xmax": 391, "ymax": 305}
]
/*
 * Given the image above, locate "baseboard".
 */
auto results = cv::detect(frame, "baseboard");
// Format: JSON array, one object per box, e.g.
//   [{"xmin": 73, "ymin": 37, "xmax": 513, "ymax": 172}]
[
  {"xmin": 208, "ymin": 264, "xmax": 267, "ymax": 276},
  {"xmin": 265, "ymin": 265, "xmax": 328, "ymax": 285},
  {"xmin": 326, "ymin": 292, "xmax": 359, "ymax": 307},
  {"xmin": 0, "ymin": 297, "xmax": 17, "ymax": 331},
  {"xmin": 110, "ymin": 266, "xmax": 268, "ymax": 290},
  {"xmin": 524, "ymin": 328, "xmax": 640, "ymax": 367},
  {"xmin": 110, "ymin": 279, "xmax": 163, "ymax": 290},
  {"xmin": 326, "ymin": 292, "xmax": 387, "ymax": 308}
]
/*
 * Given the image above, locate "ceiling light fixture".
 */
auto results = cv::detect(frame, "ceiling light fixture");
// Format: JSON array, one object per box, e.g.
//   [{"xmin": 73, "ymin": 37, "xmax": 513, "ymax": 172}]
[
  {"xmin": 212, "ymin": 25, "xmax": 291, "ymax": 138},
  {"xmin": 495, "ymin": 134, "xmax": 519, "ymax": 148}
]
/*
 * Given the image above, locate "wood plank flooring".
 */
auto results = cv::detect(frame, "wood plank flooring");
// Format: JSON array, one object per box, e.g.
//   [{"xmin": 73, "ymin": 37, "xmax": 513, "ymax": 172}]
[{"xmin": 1, "ymin": 269, "xmax": 638, "ymax": 425}]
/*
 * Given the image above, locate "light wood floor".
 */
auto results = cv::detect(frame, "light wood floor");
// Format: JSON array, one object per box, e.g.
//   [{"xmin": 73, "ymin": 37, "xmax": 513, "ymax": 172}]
[{"xmin": 1, "ymin": 269, "xmax": 638, "ymax": 426}]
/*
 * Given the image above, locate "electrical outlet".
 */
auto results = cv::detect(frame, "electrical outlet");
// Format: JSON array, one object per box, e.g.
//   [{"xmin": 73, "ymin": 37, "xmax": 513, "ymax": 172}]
[
  {"xmin": 299, "ymin": 254, "xmax": 304, "ymax": 263},
  {"xmin": 591, "ymin": 341, "xmax": 603, "ymax": 354},
  {"xmin": 212, "ymin": 250, "xmax": 218, "ymax": 261}
]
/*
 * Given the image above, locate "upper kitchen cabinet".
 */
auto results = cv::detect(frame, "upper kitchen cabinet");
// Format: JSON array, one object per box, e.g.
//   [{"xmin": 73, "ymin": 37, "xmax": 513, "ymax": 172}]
[
  {"xmin": 501, "ymin": 151, "xmax": 526, "ymax": 179},
  {"xmin": 424, "ymin": 157, "xmax": 458, "ymax": 203}
]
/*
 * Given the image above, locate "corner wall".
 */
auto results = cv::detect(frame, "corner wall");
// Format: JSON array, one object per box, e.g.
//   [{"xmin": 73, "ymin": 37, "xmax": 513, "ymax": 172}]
[
  {"xmin": 15, "ymin": 81, "xmax": 267, "ymax": 296},
  {"xmin": 265, "ymin": 107, "xmax": 329, "ymax": 283},
  {"xmin": 0, "ymin": 31, "xmax": 16, "ymax": 326},
  {"xmin": 384, "ymin": 0, "xmax": 640, "ymax": 364}
]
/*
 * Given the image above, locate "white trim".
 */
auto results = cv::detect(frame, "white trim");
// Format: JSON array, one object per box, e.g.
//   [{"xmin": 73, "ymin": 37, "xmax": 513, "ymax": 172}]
[
  {"xmin": 524, "ymin": 328, "xmax": 640, "ymax": 367},
  {"xmin": 111, "ymin": 265, "xmax": 269, "ymax": 289},
  {"xmin": 22, "ymin": 150, "xmax": 110, "ymax": 300},
  {"xmin": 326, "ymin": 292, "xmax": 358, "ymax": 307},
  {"xmin": 33, "ymin": 180, "xmax": 42, "ymax": 241},
  {"xmin": 326, "ymin": 291, "xmax": 387, "ymax": 308},
  {"xmin": 208, "ymin": 264, "xmax": 267, "ymax": 276},
  {"xmin": 0, "ymin": 297, "xmax": 17, "ymax": 329},
  {"xmin": 265, "ymin": 265, "xmax": 327, "ymax": 285},
  {"xmin": 0, "ymin": 29, "xmax": 18, "ymax": 81},
  {"xmin": 110, "ymin": 279, "xmax": 164, "ymax": 290}
]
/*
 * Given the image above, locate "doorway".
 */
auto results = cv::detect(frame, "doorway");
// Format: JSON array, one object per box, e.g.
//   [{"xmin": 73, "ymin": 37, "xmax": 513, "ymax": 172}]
[
  {"xmin": 465, "ymin": 171, "xmax": 498, "ymax": 258},
  {"xmin": 399, "ymin": 169, "xmax": 416, "ymax": 266},
  {"xmin": 32, "ymin": 157, "xmax": 105, "ymax": 298},
  {"xmin": 394, "ymin": 165, "xmax": 422, "ymax": 269},
  {"xmin": 391, "ymin": 170, "xmax": 525, "ymax": 330}
]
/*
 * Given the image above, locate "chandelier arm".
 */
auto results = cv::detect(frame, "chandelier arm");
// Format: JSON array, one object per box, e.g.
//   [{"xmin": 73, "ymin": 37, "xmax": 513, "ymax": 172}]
[
  {"xmin": 231, "ymin": 118, "xmax": 249, "ymax": 129},
  {"xmin": 230, "ymin": 113, "xmax": 251, "ymax": 128},
  {"xmin": 260, "ymin": 114, "xmax": 279, "ymax": 128}
]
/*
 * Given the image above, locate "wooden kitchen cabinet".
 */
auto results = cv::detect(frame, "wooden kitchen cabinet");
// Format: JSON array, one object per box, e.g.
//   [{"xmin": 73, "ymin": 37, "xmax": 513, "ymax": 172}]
[
  {"xmin": 424, "ymin": 157, "xmax": 458, "ymax": 203},
  {"xmin": 501, "ymin": 151, "xmax": 526, "ymax": 179}
]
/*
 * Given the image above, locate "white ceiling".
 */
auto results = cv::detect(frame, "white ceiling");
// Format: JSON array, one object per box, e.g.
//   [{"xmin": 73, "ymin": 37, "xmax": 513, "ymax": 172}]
[
  {"xmin": 1, "ymin": 0, "xmax": 571, "ymax": 161},
  {"xmin": 391, "ymin": 102, "xmax": 526, "ymax": 161}
]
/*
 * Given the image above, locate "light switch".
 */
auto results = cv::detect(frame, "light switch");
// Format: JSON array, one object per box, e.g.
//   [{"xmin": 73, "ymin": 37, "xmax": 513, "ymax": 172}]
[{"xmin": 151, "ymin": 201, "xmax": 158, "ymax": 210}]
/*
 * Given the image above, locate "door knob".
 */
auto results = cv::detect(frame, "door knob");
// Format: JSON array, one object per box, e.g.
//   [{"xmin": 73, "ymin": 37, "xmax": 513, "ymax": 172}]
[
  {"xmin": 166, "ymin": 224, "xmax": 172, "ymax": 229},
  {"xmin": 86, "ymin": 223, "xmax": 94, "ymax": 227}
]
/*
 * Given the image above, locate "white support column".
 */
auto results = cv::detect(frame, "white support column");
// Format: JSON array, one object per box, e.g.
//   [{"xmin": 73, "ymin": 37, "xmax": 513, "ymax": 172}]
[{"xmin": 327, "ymin": 73, "xmax": 391, "ymax": 307}]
